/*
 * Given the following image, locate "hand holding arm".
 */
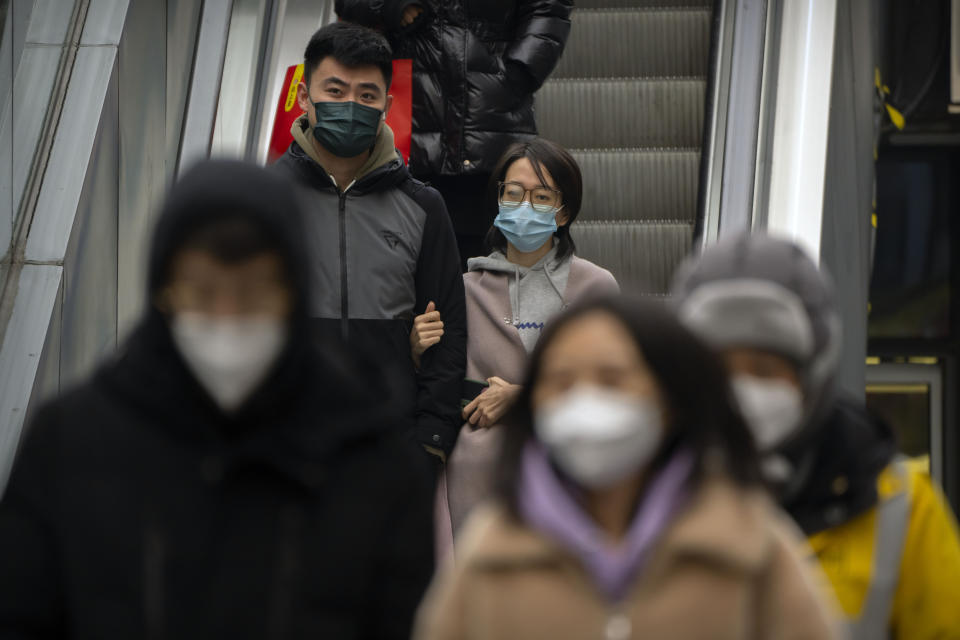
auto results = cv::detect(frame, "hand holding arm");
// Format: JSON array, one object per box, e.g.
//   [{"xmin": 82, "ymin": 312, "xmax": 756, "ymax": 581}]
[
  {"xmin": 410, "ymin": 301, "xmax": 444, "ymax": 370},
  {"xmin": 461, "ymin": 377, "xmax": 522, "ymax": 429}
]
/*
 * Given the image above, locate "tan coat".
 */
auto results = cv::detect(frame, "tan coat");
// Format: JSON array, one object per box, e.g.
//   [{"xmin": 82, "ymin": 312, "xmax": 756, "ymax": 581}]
[{"xmin": 418, "ymin": 477, "xmax": 842, "ymax": 640}]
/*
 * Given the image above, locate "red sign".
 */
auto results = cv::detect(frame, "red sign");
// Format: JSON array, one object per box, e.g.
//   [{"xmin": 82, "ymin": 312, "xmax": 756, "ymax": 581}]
[
  {"xmin": 389, "ymin": 59, "xmax": 413, "ymax": 162},
  {"xmin": 267, "ymin": 60, "xmax": 413, "ymax": 165}
]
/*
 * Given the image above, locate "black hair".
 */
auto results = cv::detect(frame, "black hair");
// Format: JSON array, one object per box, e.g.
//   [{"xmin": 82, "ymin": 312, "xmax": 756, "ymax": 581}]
[
  {"xmin": 494, "ymin": 295, "xmax": 765, "ymax": 516},
  {"xmin": 177, "ymin": 216, "xmax": 283, "ymax": 263},
  {"xmin": 303, "ymin": 22, "xmax": 393, "ymax": 90},
  {"xmin": 484, "ymin": 138, "xmax": 583, "ymax": 261},
  {"xmin": 159, "ymin": 213, "xmax": 292, "ymax": 288}
]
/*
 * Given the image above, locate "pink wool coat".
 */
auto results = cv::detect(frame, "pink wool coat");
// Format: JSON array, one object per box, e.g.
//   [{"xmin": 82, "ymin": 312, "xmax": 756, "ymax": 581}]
[{"xmin": 435, "ymin": 256, "xmax": 619, "ymax": 556}]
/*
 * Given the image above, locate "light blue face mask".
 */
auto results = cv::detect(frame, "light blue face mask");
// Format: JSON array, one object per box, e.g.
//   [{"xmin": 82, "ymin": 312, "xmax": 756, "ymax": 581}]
[{"xmin": 494, "ymin": 202, "xmax": 559, "ymax": 253}]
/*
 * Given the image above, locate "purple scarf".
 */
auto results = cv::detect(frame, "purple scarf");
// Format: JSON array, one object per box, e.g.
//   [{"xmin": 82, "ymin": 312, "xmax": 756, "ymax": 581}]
[{"xmin": 517, "ymin": 442, "xmax": 694, "ymax": 602}]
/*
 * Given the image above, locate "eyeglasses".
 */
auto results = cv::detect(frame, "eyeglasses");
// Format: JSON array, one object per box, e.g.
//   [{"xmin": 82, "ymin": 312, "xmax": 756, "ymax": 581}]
[{"xmin": 497, "ymin": 181, "xmax": 562, "ymax": 213}]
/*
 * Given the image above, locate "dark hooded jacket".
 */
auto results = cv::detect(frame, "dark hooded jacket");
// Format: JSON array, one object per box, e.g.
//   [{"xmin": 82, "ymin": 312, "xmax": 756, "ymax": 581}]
[
  {"xmin": 335, "ymin": 0, "xmax": 573, "ymax": 177},
  {"xmin": 0, "ymin": 160, "xmax": 435, "ymax": 639},
  {"xmin": 275, "ymin": 118, "xmax": 466, "ymax": 454}
]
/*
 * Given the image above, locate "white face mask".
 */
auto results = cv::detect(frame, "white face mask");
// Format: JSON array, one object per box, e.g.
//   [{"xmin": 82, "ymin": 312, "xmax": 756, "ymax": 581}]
[
  {"xmin": 533, "ymin": 386, "xmax": 664, "ymax": 489},
  {"xmin": 731, "ymin": 376, "xmax": 804, "ymax": 451},
  {"xmin": 171, "ymin": 312, "xmax": 288, "ymax": 412}
]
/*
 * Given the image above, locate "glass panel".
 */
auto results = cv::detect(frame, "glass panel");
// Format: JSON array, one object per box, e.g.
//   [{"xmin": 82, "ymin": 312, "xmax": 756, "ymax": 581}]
[{"xmin": 865, "ymin": 383, "xmax": 930, "ymax": 458}]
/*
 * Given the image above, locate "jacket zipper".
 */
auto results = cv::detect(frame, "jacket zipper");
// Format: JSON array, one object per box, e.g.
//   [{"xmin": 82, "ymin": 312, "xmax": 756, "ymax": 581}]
[
  {"xmin": 338, "ymin": 192, "xmax": 349, "ymax": 340},
  {"xmin": 459, "ymin": 14, "xmax": 469, "ymax": 172}
]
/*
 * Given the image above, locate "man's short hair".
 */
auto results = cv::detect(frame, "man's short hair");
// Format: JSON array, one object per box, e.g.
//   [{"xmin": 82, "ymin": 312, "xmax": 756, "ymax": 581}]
[{"xmin": 304, "ymin": 22, "xmax": 393, "ymax": 90}]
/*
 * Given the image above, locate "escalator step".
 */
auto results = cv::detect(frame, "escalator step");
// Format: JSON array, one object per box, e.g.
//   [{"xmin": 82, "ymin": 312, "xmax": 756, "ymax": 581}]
[
  {"xmin": 572, "ymin": 220, "xmax": 693, "ymax": 293},
  {"xmin": 554, "ymin": 8, "xmax": 710, "ymax": 79},
  {"xmin": 537, "ymin": 78, "xmax": 705, "ymax": 149},
  {"xmin": 573, "ymin": 149, "xmax": 699, "ymax": 223}
]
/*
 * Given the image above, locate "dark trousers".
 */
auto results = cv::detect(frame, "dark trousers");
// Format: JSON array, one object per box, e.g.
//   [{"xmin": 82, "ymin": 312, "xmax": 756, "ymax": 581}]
[{"xmin": 427, "ymin": 174, "xmax": 495, "ymax": 270}]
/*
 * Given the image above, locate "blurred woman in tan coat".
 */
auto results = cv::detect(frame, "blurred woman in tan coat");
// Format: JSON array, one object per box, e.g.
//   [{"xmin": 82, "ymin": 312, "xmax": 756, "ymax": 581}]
[{"xmin": 415, "ymin": 297, "xmax": 841, "ymax": 640}]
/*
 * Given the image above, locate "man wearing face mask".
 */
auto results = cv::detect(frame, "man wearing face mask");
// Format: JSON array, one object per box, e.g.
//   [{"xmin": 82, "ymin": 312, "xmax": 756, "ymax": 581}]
[
  {"xmin": 671, "ymin": 233, "xmax": 960, "ymax": 640},
  {"xmin": 274, "ymin": 22, "xmax": 466, "ymax": 468},
  {"xmin": 0, "ymin": 160, "xmax": 435, "ymax": 638}
]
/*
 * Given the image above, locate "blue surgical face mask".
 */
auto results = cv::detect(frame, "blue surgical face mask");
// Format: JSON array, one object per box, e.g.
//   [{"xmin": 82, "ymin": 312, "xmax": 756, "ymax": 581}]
[{"xmin": 494, "ymin": 202, "xmax": 559, "ymax": 253}]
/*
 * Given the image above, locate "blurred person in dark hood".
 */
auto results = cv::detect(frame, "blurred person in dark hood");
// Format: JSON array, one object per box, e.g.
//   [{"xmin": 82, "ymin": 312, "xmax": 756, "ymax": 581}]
[
  {"xmin": 0, "ymin": 160, "xmax": 434, "ymax": 639},
  {"xmin": 334, "ymin": 0, "xmax": 573, "ymax": 266},
  {"xmin": 671, "ymin": 233, "xmax": 960, "ymax": 640}
]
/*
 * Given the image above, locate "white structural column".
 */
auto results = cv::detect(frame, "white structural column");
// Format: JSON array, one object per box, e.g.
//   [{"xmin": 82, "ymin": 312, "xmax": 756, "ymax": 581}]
[{"xmin": 764, "ymin": 0, "xmax": 838, "ymax": 261}]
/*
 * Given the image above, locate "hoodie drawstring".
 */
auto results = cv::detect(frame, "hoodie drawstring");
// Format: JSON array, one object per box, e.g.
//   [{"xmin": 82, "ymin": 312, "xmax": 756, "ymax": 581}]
[
  {"xmin": 542, "ymin": 260, "xmax": 566, "ymax": 308},
  {"xmin": 512, "ymin": 263, "xmax": 521, "ymax": 325}
]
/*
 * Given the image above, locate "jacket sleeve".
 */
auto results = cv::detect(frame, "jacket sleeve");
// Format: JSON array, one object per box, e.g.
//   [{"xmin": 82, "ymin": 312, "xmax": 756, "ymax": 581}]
[
  {"xmin": 503, "ymin": 0, "xmax": 573, "ymax": 92},
  {"xmin": 0, "ymin": 407, "xmax": 65, "ymax": 637},
  {"xmin": 890, "ymin": 470, "xmax": 960, "ymax": 639},
  {"xmin": 411, "ymin": 183, "xmax": 467, "ymax": 455},
  {"xmin": 754, "ymin": 517, "xmax": 844, "ymax": 640}
]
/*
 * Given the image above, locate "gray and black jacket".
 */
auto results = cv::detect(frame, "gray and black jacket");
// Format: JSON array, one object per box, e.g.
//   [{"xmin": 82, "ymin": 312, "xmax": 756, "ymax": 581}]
[{"xmin": 275, "ymin": 118, "xmax": 467, "ymax": 454}]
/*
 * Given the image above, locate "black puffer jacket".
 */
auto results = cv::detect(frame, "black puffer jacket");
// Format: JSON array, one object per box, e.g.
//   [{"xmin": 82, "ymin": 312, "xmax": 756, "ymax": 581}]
[
  {"xmin": 335, "ymin": 0, "xmax": 573, "ymax": 177},
  {"xmin": 0, "ymin": 161, "xmax": 435, "ymax": 639}
]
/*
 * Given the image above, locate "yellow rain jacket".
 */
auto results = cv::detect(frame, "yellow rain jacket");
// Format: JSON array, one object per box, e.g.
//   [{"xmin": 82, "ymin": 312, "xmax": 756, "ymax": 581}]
[{"xmin": 808, "ymin": 458, "xmax": 960, "ymax": 639}]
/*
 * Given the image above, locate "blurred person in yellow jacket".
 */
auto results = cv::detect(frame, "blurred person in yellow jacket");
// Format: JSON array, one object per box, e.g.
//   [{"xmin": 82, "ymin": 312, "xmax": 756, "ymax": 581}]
[{"xmin": 671, "ymin": 234, "xmax": 960, "ymax": 640}]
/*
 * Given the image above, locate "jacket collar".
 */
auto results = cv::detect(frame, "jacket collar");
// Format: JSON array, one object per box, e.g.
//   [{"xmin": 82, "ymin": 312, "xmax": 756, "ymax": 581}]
[
  {"xmin": 464, "ymin": 477, "xmax": 773, "ymax": 577},
  {"xmin": 783, "ymin": 397, "xmax": 894, "ymax": 534},
  {"xmin": 289, "ymin": 114, "xmax": 402, "ymax": 191}
]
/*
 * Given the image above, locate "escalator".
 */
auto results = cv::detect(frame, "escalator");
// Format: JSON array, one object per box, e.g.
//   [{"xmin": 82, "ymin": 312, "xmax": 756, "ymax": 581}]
[{"xmin": 539, "ymin": 0, "xmax": 712, "ymax": 293}]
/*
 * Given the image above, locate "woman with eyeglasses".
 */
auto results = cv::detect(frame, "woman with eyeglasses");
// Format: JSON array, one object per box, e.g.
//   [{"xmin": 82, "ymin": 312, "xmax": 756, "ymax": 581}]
[{"xmin": 410, "ymin": 138, "xmax": 619, "ymax": 554}]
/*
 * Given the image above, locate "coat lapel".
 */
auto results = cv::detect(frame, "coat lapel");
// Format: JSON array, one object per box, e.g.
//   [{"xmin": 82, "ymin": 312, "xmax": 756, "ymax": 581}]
[{"xmin": 464, "ymin": 270, "xmax": 527, "ymax": 382}]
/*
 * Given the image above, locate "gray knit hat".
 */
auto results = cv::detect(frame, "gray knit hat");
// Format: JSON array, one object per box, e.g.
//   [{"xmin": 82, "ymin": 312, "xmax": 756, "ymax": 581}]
[{"xmin": 670, "ymin": 234, "xmax": 842, "ymax": 429}]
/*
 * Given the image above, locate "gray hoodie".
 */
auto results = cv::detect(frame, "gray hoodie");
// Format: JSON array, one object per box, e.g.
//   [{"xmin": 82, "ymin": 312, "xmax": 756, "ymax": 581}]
[{"xmin": 466, "ymin": 244, "xmax": 571, "ymax": 353}]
